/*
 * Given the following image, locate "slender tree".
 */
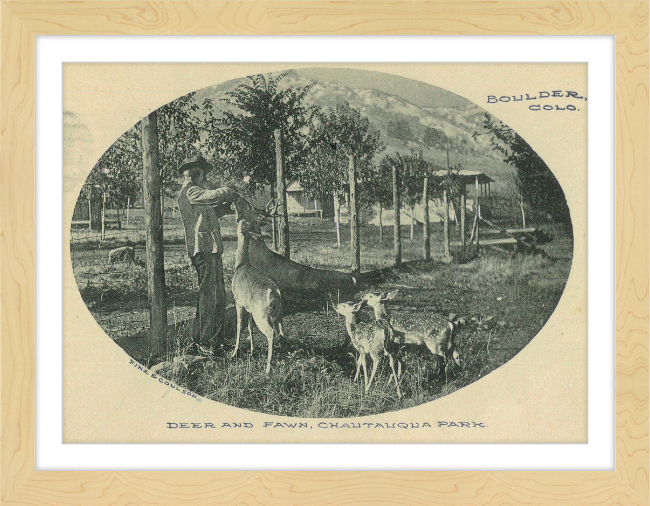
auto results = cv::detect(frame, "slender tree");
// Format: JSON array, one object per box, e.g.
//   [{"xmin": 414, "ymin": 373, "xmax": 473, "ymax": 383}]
[
  {"xmin": 399, "ymin": 152, "xmax": 427, "ymax": 241},
  {"xmin": 360, "ymin": 161, "xmax": 393, "ymax": 242},
  {"xmin": 299, "ymin": 102, "xmax": 384, "ymax": 247}
]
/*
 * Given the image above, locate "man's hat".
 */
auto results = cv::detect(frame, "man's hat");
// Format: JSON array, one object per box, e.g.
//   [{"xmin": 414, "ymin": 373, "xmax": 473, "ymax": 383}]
[{"xmin": 178, "ymin": 154, "xmax": 212, "ymax": 175}]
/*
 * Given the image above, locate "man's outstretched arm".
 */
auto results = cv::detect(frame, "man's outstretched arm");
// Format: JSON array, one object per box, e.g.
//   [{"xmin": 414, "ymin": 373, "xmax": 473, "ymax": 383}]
[{"xmin": 186, "ymin": 186, "xmax": 237, "ymax": 206}]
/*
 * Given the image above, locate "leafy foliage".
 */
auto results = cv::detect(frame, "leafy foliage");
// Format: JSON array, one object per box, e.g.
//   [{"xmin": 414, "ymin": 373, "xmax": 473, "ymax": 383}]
[
  {"xmin": 387, "ymin": 119, "xmax": 412, "ymax": 143},
  {"xmin": 156, "ymin": 93, "xmax": 202, "ymax": 199},
  {"xmin": 378, "ymin": 151, "xmax": 431, "ymax": 210},
  {"xmin": 205, "ymin": 73, "xmax": 316, "ymax": 190},
  {"xmin": 361, "ymin": 158, "xmax": 394, "ymax": 210},
  {"xmin": 298, "ymin": 102, "xmax": 385, "ymax": 201},
  {"xmin": 82, "ymin": 125, "xmax": 141, "ymax": 208},
  {"xmin": 477, "ymin": 113, "xmax": 570, "ymax": 222},
  {"xmin": 83, "ymin": 93, "xmax": 202, "ymax": 208},
  {"xmin": 422, "ymin": 126, "xmax": 447, "ymax": 150}
]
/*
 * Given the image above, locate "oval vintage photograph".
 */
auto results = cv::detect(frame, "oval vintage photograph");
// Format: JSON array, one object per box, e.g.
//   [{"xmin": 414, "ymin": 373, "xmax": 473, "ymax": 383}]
[{"xmin": 69, "ymin": 68, "xmax": 573, "ymax": 418}]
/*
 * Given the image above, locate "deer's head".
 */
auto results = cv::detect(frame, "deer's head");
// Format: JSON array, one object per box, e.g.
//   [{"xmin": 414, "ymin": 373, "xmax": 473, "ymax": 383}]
[
  {"xmin": 237, "ymin": 218, "xmax": 264, "ymax": 241},
  {"xmin": 333, "ymin": 300, "xmax": 366, "ymax": 320},
  {"xmin": 362, "ymin": 290, "xmax": 399, "ymax": 309},
  {"xmin": 233, "ymin": 197, "xmax": 270, "ymax": 234}
]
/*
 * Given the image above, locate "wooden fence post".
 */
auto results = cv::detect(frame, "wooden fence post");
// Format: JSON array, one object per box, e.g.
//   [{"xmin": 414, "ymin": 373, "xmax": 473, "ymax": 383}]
[
  {"xmin": 275, "ymin": 129, "xmax": 290, "ymax": 259},
  {"xmin": 333, "ymin": 192, "xmax": 342, "ymax": 247},
  {"xmin": 348, "ymin": 155, "xmax": 360, "ymax": 275},
  {"xmin": 460, "ymin": 190, "xmax": 466, "ymax": 246},
  {"xmin": 393, "ymin": 162, "xmax": 401, "ymax": 268},
  {"xmin": 142, "ymin": 111, "xmax": 167, "ymax": 357},
  {"xmin": 443, "ymin": 188, "xmax": 450, "ymax": 259},
  {"xmin": 423, "ymin": 176, "xmax": 430, "ymax": 260},
  {"xmin": 475, "ymin": 176, "xmax": 481, "ymax": 253}
]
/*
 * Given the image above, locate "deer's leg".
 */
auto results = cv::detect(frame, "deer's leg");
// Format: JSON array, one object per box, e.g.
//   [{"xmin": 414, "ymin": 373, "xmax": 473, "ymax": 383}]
[
  {"xmin": 255, "ymin": 317, "xmax": 276, "ymax": 375},
  {"xmin": 231, "ymin": 304, "xmax": 245, "ymax": 358},
  {"xmin": 354, "ymin": 354, "xmax": 362, "ymax": 382},
  {"xmin": 384, "ymin": 351, "xmax": 395, "ymax": 385},
  {"xmin": 360, "ymin": 354, "xmax": 369, "ymax": 390},
  {"xmin": 366, "ymin": 354, "xmax": 380, "ymax": 392},
  {"xmin": 248, "ymin": 315, "xmax": 254, "ymax": 355},
  {"xmin": 388, "ymin": 353, "xmax": 402, "ymax": 398},
  {"xmin": 265, "ymin": 326, "xmax": 274, "ymax": 375}
]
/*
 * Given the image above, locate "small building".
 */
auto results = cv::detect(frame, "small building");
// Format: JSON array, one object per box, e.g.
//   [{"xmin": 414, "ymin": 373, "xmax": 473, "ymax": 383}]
[
  {"xmin": 247, "ymin": 182, "xmax": 333, "ymax": 219},
  {"xmin": 431, "ymin": 169, "xmax": 494, "ymax": 199},
  {"xmin": 286, "ymin": 181, "xmax": 333, "ymax": 218}
]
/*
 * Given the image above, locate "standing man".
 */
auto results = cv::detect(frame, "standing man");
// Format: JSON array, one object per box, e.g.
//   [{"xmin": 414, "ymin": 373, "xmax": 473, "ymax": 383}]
[{"xmin": 177, "ymin": 154, "xmax": 240, "ymax": 355}]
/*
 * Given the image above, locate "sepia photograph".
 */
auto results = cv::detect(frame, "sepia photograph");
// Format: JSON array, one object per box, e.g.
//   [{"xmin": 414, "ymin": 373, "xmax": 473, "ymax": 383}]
[{"xmin": 63, "ymin": 63, "xmax": 586, "ymax": 443}]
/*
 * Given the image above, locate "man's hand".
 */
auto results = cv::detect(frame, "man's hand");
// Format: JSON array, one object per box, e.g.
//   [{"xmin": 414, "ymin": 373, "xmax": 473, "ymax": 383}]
[{"xmin": 231, "ymin": 177, "xmax": 251, "ymax": 195}]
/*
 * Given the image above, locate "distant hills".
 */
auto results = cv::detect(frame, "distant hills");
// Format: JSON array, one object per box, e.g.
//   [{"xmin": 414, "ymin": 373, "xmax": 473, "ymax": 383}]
[{"xmin": 196, "ymin": 70, "xmax": 519, "ymax": 192}]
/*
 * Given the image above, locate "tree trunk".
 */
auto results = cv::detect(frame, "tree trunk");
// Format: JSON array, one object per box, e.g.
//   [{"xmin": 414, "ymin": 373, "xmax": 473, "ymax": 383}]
[
  {"xmin": 126, "ymin": 196, "xmax": 130, "ymax": 226},
  {"xmin": 271, "ymin": 183, "xmax": 278, "ymax": 251},
  {"xmin": 393, "ymin": 163, "xmax": 401, "ymax": 268},
  {"xmin": 379, "ymin": 205, "xmax": 383, "ymax": 242},
  {"xmin": 142, "ymin": 110, "xmax": 167, "ymax": 358},
  {"xmin": 423, "ymin": 177, "xmax": 430, "ymax": 260},
  {"xmin": 348, "ymin": 155, "xmax": 360, "ymax": 275},
  {"xmin": 160, "ymin": 178, "xmax": 165, "ymax": 220},
  {"xmin": 460, "ymin": 191, "xmax": 466, "ymax": 246},
  {"xmin": 334, "ymin": 192, "xmax": 342, "ymax": 248},
  {"xmin": 88, "ymin": 199, "xmax": 92, "ymax": 231},
  {"xmin": 410, "ymin": 205, "xmax": 415, "ymax": 241},
  {"xmin": 520, "ymin": 195, "xmax": 526, "ymax": 228},
  {"xmin": 275, "ymin": 129, "xmax": 290, "ymax": 259},
  {"xmin": 101, "ymin": 192, "xmax": 106, "ymax": 241}
]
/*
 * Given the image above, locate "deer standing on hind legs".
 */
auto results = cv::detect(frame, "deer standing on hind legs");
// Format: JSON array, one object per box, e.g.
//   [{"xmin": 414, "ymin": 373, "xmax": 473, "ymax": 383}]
[
  {"xmin": 363, "ymin": 290, "xmax": 461, "ymax": 377},
  {"xmin": 333, "ymin": 300, "xmax": 402, "ymax": 398},
  {"xmin": 231, "ymin": 217, "xmax": 284, "ymax": 375}
]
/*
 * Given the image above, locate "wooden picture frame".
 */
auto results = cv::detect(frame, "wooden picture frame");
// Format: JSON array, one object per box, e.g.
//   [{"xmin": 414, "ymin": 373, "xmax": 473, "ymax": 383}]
[{"xmin": 1, "ymin": 2, "xmax": 647, "ymax": 505}]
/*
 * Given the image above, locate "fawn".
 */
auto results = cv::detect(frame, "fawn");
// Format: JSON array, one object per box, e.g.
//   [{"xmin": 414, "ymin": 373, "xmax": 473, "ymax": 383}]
[
  {"xmin": 363, "ymin": 290, "xmax": 461, "ymax": 371},
  {"xmin": 231, "ymin": 219, "xmax": 284, "ymax": 375},
  {"xmin": 333, "ymin": 300, "xmax": 402, "ymax": 398}
]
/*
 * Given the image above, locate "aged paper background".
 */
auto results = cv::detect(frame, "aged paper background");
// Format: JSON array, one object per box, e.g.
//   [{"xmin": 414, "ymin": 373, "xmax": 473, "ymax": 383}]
[{"xmin": 63, "ymin": 63, "xmax": 587, "ymax": 443}]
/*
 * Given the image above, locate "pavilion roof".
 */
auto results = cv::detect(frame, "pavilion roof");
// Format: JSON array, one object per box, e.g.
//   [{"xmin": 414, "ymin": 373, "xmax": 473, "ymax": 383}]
[{"xmin": 431, "ymin": 169, "xmax": 494, "ymax": 185}]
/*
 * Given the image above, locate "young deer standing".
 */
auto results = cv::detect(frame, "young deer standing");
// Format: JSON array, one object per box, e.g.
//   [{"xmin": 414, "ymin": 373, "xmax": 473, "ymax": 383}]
[
  {"xmin": 333, "ymin": 300, "xmax": 402, "ymax": 398},
  {"xmin": 231, "ymin": 219, "xmax": 284, "ymax": 375},
  {"xmin": 363, "ymin": 290, "xmax": 461, "ymax": 371}
]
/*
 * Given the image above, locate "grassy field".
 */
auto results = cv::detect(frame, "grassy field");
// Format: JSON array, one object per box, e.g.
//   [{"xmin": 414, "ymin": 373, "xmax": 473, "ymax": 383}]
[{"xmin": 71, "ymin": 214, "xmax": 573, "ymax": 417}]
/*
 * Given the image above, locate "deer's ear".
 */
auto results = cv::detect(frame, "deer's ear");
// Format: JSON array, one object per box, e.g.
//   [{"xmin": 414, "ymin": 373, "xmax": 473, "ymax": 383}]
[{"xmin": 384, "ymin": 290, "xmax": 399, "ymax": 301}]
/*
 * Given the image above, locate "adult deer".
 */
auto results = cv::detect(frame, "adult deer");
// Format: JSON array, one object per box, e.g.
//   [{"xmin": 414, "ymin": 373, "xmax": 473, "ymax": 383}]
[
  {"xmin": 231, "ymin": 218, "xmax": 284, "ymax": 375},
  {"xmin": 231, "ymin": 198, "xmax": 356, "ymax": 295},
  {"xmin": 363, "ymin": 290, "xmax": 461, "ymax": 371},
  {"xmin": 333, "ymin": 300, "xmax": 402, "ymax": 398}
]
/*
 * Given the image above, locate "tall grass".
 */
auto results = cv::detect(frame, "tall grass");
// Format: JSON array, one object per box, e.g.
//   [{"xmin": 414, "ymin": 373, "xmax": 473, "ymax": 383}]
[{"xmin": 76, "ymin": 218, "xmax": 573, "ymax": 417}]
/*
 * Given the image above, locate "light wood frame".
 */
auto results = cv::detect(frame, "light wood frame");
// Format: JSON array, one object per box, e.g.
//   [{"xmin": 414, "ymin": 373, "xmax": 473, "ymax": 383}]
[{"xmin": 1, "ymin": 2, "xmax": 648, "ymax": 505}]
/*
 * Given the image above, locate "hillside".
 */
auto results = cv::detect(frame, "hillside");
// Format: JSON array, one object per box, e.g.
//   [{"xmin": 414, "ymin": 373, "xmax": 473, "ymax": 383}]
[{"xmin": 194, "ymin": 70, "xmax": 517, "ymax": 192}]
